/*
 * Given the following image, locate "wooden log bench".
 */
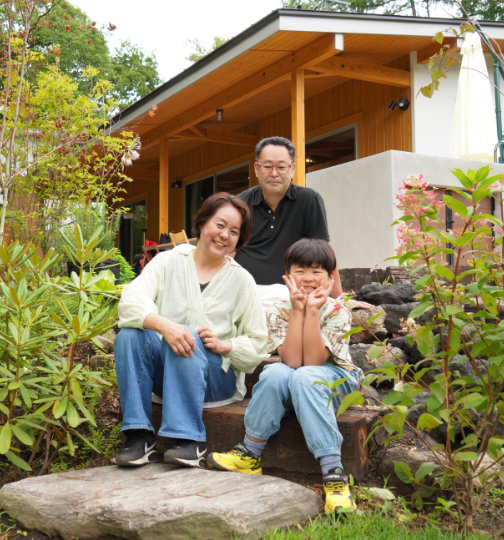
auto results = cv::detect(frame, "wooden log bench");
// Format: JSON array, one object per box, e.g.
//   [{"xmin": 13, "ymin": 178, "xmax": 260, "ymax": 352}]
[{"xmin": 152, "ymin": 357, "xmax": 370, "ymax": 481}]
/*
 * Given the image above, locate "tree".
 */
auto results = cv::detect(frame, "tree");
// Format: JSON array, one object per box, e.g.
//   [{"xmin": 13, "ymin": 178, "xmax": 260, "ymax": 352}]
[
  {"xmin": 10, "ymin": 1, "xmax": 161, "ymax": 109},
  {"xmin": 186, "ymin": 36, "xmax": 228, "ymax": 63},
  {"xmin": 281, "ymin": 0, "xmax": 504, "ymax": 19},
  {"xmin": 108, "ymin": 40, "xmax": 161, "ymax": 107},
  {"xmin": 0, "ymin": 0, "xmax": 139, "ymax": 249}
]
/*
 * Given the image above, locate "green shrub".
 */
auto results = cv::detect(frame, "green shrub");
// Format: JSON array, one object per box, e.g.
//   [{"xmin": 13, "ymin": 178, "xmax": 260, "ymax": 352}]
[{"xmin": 0, "ymin": 225, "xmax": 121, "ymax": 478}]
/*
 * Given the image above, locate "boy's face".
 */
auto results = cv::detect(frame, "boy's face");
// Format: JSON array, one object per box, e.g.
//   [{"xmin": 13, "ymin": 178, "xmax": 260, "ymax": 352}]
[{"xmin": 287, "ymin": 264, "xmax": 334, "ymax": 294}]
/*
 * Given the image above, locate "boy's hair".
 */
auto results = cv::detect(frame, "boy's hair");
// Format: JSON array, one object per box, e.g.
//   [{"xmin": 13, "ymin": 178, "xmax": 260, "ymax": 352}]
[{"xmin": 283, "ymin": 238, "xmax": 337, "ymax": 275}]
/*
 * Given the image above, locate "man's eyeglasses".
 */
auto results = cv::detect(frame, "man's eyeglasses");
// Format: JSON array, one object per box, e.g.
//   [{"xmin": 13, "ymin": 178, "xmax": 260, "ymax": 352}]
[{"xmin": 256, "ymin": 163, "xmax": 292, "ymax": 175}]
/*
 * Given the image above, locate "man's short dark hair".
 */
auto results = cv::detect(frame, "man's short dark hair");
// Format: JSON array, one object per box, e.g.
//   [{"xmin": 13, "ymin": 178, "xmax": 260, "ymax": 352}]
[
  {"xmin": 283, "ymin": 238, "xmax": 337, "ymax": 275},
  {"xmin": 193, "ymin": 192, "xmax": 252, "ymax": 251},
  {"xmin": 255, "ymin": 136, "xmax": 295, "ymax": 162}
]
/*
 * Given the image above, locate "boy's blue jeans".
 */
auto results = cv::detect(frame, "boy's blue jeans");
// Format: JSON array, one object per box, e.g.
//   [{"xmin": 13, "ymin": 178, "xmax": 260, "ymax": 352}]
[
  {"xmin": 244, "ymin": 362, "xmax": 359, "ymax": 459},
  {"xmin": 114, "ymin": 327, "xmax": 236, "ymax": 442}
]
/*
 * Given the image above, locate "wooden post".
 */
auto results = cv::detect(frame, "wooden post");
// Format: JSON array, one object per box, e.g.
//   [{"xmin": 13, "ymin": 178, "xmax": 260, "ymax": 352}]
[
  {"xmin": 291, "ymin": 69, "xmax": 305, "ymax": 186},
  {"xmin": 158, "ymin": 137, "xmax": 169, "ymax": 238}
]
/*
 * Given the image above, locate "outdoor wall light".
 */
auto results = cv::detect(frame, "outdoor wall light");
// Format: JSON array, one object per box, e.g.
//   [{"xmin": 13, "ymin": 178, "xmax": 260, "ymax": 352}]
[
  {"xmin": 171, "ymin": 180, "xmax": 182, "ymax": 188},
  {"xmin": 388, "ymin": 97, "xmax": 410, "ymax": 111},
  {"xmin": 216, "ymin": 109, "xmax": 224, "ymax": 122}
]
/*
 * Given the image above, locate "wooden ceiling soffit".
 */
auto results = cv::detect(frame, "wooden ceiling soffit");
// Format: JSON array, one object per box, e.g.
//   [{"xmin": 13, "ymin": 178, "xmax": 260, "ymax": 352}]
[
  {"xmin": 416, "ymin": 37, "xmax": 458, "ymax": 64},
  {"xmin": 173, "ymin": 128, "xmax": 256, "ymax": 147},
  {"xmin": 310, "ymin": 57, "xmax": 410, "ymax": 88},
  {"xmin": 140, "ymin": 34, "xmax": 342, "ymax": 149},
  {"xmin": 126, "ymin": 166, "xmax": 158, "ymax": 180}
]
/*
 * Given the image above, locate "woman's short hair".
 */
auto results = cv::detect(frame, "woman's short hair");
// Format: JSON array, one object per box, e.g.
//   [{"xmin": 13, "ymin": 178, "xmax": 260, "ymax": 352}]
[
  {"xmin": 193, "ymin": 192, "xmax": 252, "ymax": 251},
  {"xmin": 283, "ymin": 238, "xmax": 337, "ymax": 274}
]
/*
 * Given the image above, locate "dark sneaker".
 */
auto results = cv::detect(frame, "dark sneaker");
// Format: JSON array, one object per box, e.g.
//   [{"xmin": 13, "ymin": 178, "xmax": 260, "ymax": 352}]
[
  {"xmin": 164, "ymin": 439, "xmax": 207, "ymax": 468},
  {"xmin": 115, "ymin": 429, "xmax": 160, "ymax": 467},
  {"xmin": 207, "ymin": 443, "xmax": 262, "ymax": 474},
  {"xmin": 323, "ymin": 467, "xmax": 356, "ymax": 512}
]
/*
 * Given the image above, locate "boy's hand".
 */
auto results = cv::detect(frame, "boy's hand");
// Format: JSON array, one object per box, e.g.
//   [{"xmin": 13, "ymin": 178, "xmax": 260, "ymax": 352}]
[
  {"xmin": 283, "ymin": 273, "xmax": 306, "ymax": 311},
  {"xmin": 306, "ymin": 279, "xmax": 334, "ymax": 311}
]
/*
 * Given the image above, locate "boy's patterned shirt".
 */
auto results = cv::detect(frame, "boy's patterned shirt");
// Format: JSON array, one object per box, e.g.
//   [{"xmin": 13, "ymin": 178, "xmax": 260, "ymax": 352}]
[{"xmin": 266, "ymin": 297, "xmax": 358, "ymax": 372}]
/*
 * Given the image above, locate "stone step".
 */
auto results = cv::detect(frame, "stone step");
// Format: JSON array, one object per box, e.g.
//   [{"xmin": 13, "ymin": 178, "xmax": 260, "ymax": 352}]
[{"xmin": 153, "ymin": 399, "xmax": 369, "ymax": 481}]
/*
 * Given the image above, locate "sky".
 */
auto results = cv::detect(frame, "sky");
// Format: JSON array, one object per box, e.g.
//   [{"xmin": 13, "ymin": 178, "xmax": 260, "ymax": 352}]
[{"xmin": 72, "ymin": 0, "xmax": 284, "ymax": 82}]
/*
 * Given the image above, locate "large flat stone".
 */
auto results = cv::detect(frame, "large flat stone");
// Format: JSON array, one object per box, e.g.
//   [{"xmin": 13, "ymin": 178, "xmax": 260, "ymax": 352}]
[{"xmin": 0, "ymin": 465, "xmax": 321, "ymax": 539}]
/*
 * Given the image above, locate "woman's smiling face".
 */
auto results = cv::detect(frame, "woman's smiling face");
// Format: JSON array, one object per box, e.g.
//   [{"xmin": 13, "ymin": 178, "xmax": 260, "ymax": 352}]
[{"xmin": 198, "ymin": 204, "xmax": 242, "ymax": 259}]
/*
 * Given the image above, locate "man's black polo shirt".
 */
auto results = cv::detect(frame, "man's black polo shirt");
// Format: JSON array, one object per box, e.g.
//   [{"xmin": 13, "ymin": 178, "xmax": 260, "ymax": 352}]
[{"xmin": 235, "ymin": 182, "xmax": 330, "ymax": 285}]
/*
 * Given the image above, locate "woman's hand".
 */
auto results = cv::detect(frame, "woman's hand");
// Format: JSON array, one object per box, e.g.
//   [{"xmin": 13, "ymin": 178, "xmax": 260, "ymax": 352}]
[
  {"xmin": 143, "ymin": 314, "xmax": 195, "ymax": 357},
  {"xmin": 197, "ymin": 327, "xmax": 232, "ymax": 356},
  {"xmin": 306, "ymin": 279, "xmax": 334, "ymax": 311},
  {"xmin": 282, "ymin": 274, "xmax": 306, "ymax": 312}
]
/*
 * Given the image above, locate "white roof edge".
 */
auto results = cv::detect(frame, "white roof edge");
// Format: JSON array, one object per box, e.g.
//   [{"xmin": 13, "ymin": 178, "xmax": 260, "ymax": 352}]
[{"xmin": 279, "ymin": 13, "xmax": 504, "ymax": 38}]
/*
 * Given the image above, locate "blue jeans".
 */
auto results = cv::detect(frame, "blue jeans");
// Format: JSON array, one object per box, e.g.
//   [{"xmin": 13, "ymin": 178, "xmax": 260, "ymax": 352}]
[
  {"xmin": 244, "ymin": 362, "xmax": 359, "ymax": 459},
  {"xmin": 114, "ymin": 327, "xmax": 236, "ymax": 442}
]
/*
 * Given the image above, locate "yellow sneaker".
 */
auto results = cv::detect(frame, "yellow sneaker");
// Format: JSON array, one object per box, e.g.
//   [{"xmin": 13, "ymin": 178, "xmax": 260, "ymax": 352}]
[
  {"xmin": 207, "ymin": 443, "xmax": 262, "ymax": 474},
  {"xmin": 323, "ymin": 468, "xmax": 357, "ymax": 512}
]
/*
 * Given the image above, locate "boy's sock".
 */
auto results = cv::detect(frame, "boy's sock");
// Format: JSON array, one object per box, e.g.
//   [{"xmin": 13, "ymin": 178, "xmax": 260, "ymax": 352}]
[
  {"xmin": 243, "ymin": 434, "xmax": 267, "ymax": 459},
  {"xmin": 320, "ymin": 454, "xmax": 343, "ymax": 476}
]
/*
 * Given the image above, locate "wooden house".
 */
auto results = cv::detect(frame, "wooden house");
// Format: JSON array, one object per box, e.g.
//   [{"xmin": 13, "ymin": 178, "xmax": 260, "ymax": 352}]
[{"xmin": 111, "ymin": 9, "xmax": 504, "ymax": 265}]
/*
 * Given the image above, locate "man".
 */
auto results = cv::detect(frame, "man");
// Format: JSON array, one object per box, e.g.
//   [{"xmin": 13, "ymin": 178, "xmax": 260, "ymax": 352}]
[{"xmin": 235, "ymin": 136, "xmax": 343, "ymax": 298}]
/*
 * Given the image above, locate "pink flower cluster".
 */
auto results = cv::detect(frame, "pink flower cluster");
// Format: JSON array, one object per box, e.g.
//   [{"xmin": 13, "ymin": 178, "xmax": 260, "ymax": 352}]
[{"xmin": 394, "ymin": 174, "xmax": 443, "ymax": 257}]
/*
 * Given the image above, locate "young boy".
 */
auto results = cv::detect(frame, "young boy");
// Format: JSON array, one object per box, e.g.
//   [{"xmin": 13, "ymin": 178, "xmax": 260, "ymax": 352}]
[{"xmin": 208, "ymin": 238, "xmax": 361, "ymax": 512}]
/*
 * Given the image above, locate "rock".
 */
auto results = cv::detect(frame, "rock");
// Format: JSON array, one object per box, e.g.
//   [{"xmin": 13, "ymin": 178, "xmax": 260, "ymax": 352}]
[
  {"xmin": 350, "ymin": 306, "xmax": 387, "ymax": 343},
  {"xmin": 94, "ymin": 332, "xmax": 116, "ymax": 353},
  {"xmin": 0, "ymin": 465, "xmax": 321, "ymax": 540},
  {"xmin": 367, "ymin": 487, "xmax": 396, "ymax": 501},
  {"xmin": 381, "ymin": 303, "xmax": 417, "ymax": 334},
  {"xmin": 356, "ymin": 282, "xmax": 415, "ymax": 306},
  {"xmin": 349, "ymin": 343, "xmax": 404, "ymax": 375},
  {"xmin": 378, "ymin": 444, "xmax": 437, "ymax": 494},
  {"xmin": 388, "ymin": 337, "xmax": 424, "ymax": 365}
]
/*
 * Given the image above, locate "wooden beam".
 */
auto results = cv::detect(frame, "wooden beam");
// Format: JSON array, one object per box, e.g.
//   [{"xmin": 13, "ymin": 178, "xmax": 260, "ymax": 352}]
[
  {"xmin": 158, "ymin": 137, "xmax": 169, "ymax": 237},
  {"xmin": 311, "ymin": 57, "xmax": 410, "ymax": 88},
  {"xmin": 140, "ymin": 34, "xmax": 339, "ymax": 148},
  {"xmin": 173, "ymin": 129, "xmax": 256, "ymax": 147},
  {"xmin": 291, "ymin": 69, "xmax": 305, "ymax": 187}
]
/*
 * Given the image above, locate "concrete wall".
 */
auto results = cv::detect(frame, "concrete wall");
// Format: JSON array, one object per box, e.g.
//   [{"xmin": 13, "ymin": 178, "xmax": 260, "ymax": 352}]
[{"xmin": 307, "ymin": 150, "xmax": 504, "ymax": 269}]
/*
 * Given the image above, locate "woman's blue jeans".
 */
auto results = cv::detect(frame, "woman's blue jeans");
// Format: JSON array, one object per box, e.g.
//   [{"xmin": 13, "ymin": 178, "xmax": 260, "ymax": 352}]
[
  {"xmin": 114, "ymin": 327, "xmax": 236, "ymax": 442},
  {"xmin": 244, "ymin": 362, "xmax": 359, "ymax": 459}
]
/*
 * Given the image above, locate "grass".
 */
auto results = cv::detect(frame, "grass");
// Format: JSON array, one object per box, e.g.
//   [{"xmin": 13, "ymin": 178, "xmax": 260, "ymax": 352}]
[{"xmin": 263, "ymin": 510, "xmax": 493, "ymax": 540}]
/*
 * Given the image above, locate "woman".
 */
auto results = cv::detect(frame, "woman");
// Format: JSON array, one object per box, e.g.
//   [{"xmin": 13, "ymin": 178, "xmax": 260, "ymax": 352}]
[{"xmin": 114, "ymin": 193, "xmax": 269, "ymax": 468}]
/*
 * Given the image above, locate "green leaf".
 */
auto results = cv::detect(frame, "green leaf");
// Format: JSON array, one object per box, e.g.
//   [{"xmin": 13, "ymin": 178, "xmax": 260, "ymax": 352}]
[
  {"xmin": 417, "ymin": 412, "xmax": 442, "ymax": 431},
  {"xmin": 0, "ymin": 423, "xmax": 12, "ymax": 454},
  {"xmin": 444, "ymin": 194, "xmax": 468, "ymax": 218},
  {"xmin": 487, "ymin": 437, "xmax": 504, "ymax": 460},
  {"xmin": 451, "ymin": 168, "xmax": 474, "ymax": 190},
  {"xmin": 433, "ymin": 264, "xmax": 454, "ymax": 281},
  {"xmin": 415, "ymin": 326, "xmax": 435, "ymax": 356},
  {"xmin": 455, "ymin": 393, "xmax": 486, "ymax": 409},
  {"xmin": 394, "ymin": 461, "xmax": 413, "ymax": 484},
  {"xmin": 66, "ymin": 401, "xmax": 80, "ymax": 428},
  {"xmin": 367, "ymin": 344, "xmax": 386, "ymax": 361},
  {"xmin": 414, "ymin": 462, "xmax": 438, "ymax": 482},
  {"xmin": 53, "ymin": 397, "xmax": 68, "ymax": 419},
  {"xmin": 5, "ymin": 450, "xmax": 32, "ymax": 472},
  {"xmin": 11, "ymin": 423, "xmax": 35, "ymax": 446},
  {"xmin": 453, "ymin": 451, "xmax": 478, "ymax": 462},
  {"xmin": 66, "ymin": 432, "xmax": 75, "ymax": 456},
  {"xmin": 337, "ymin": 391, "xmax": 364, "ymax": 415},
  {"xmin": 409, "ymin": 301, "xmax": 433, "ymax": 319}
]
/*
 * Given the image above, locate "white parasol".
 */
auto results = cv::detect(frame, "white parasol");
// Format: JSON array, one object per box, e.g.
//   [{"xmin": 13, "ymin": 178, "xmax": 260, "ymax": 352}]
[{"xmin": 449, "ymin": 31, "xmax": 496, "ymax": 162}]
